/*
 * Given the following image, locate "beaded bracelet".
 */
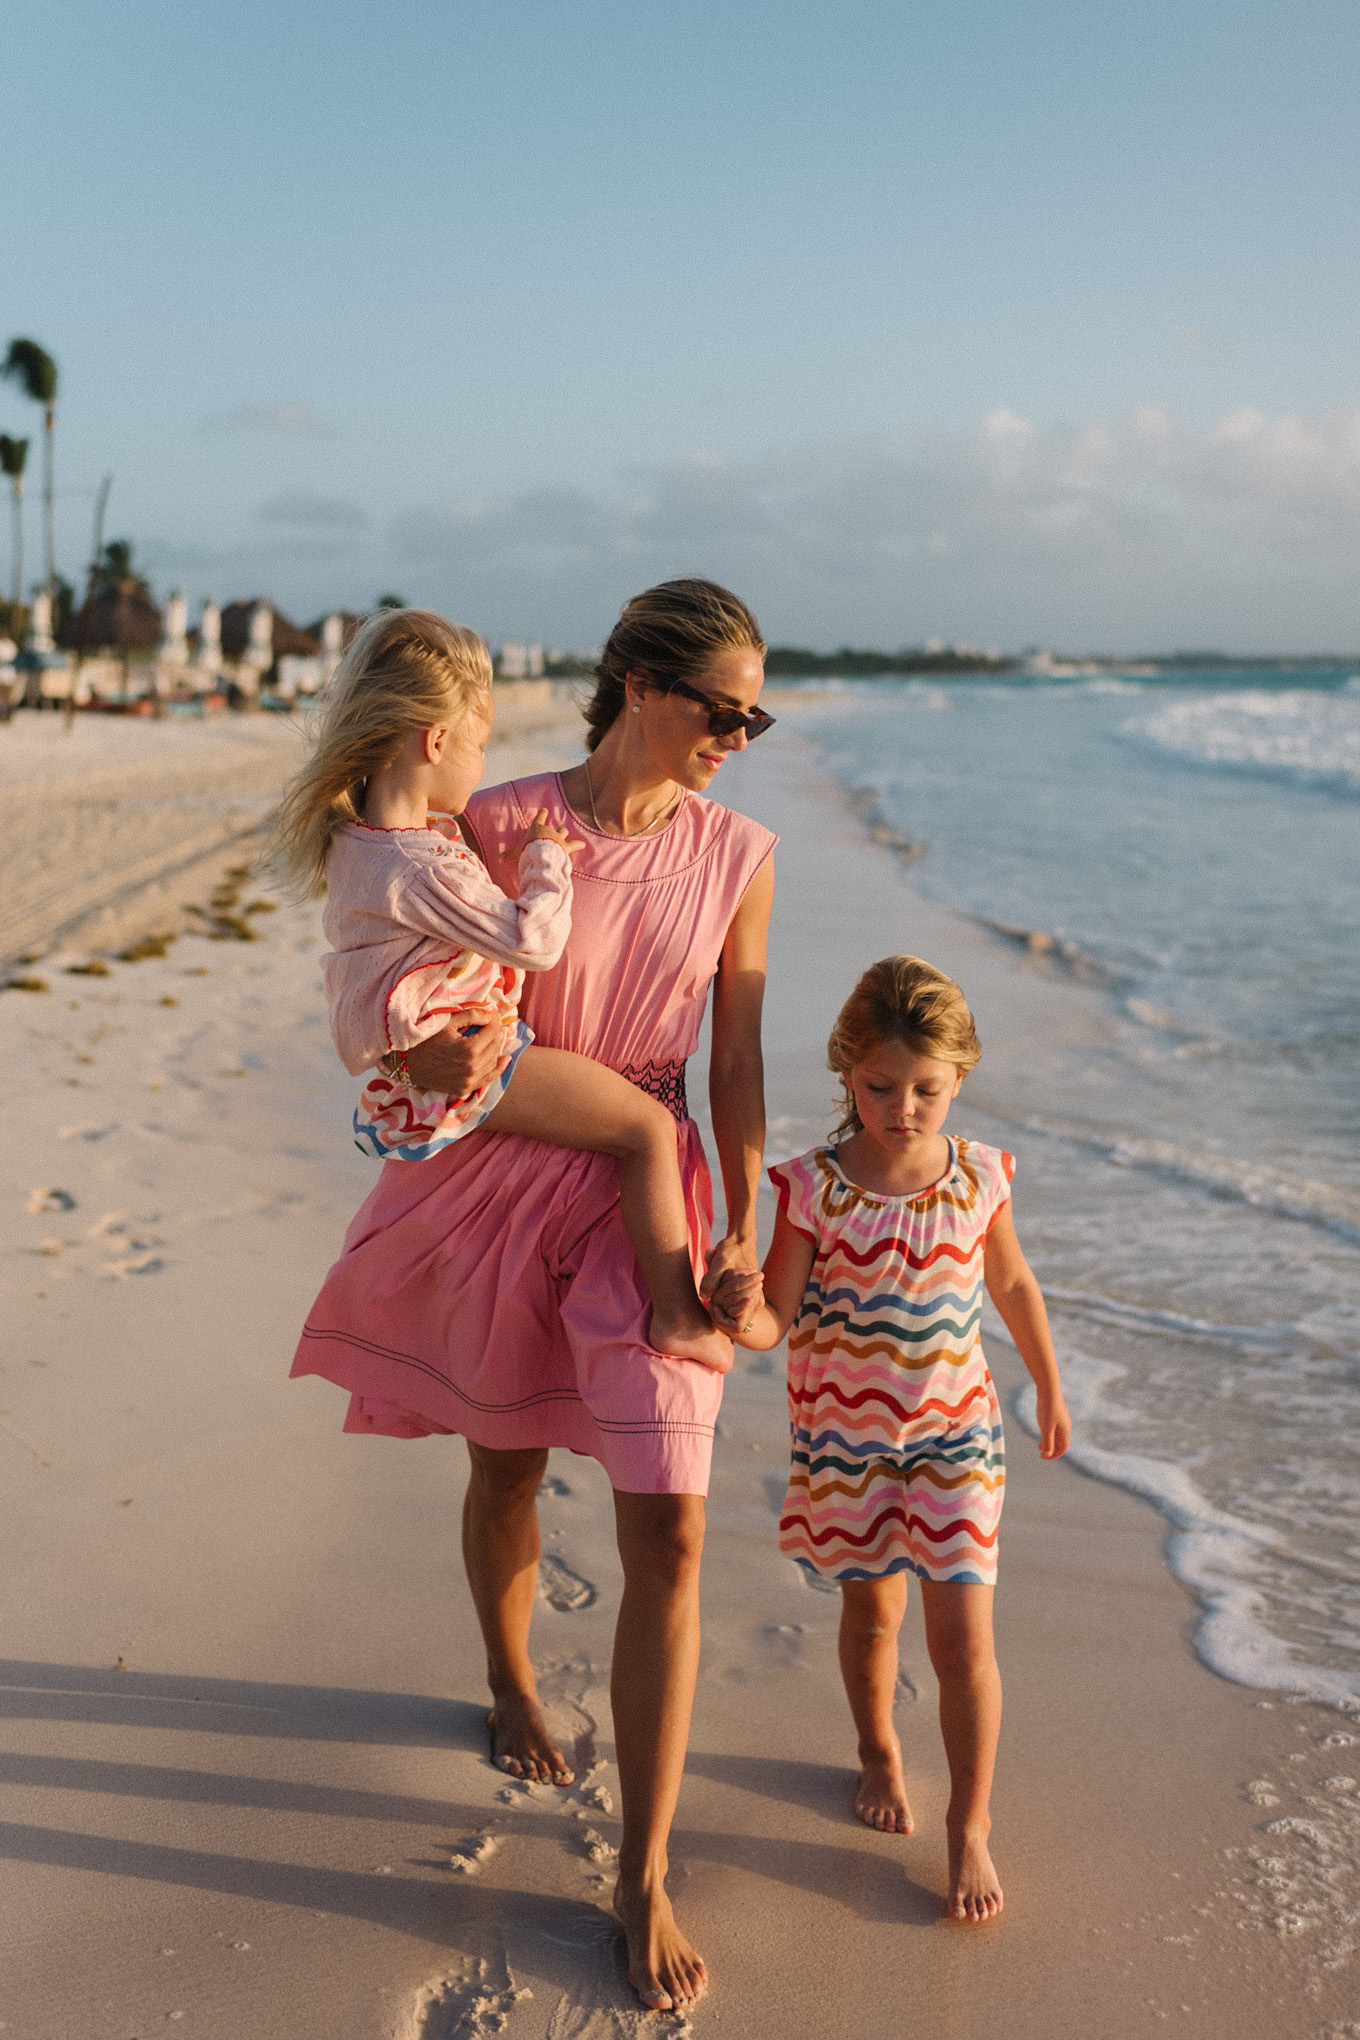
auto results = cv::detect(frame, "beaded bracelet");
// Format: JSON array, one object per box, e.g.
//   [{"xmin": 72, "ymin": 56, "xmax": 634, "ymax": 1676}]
[{"xmin": 382, "ymin": 1049, "xmax": 414, "ymax": 1086}]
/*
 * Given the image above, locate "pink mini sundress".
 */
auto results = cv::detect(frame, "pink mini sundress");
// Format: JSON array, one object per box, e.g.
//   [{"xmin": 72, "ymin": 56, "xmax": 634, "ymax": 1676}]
[{"xmin": 291, "ymin": 771, "xmax": 777, "ymax": 1495}]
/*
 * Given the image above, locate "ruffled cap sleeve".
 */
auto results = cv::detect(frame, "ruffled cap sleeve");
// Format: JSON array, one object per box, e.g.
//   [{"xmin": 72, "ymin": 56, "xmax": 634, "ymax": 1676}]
[
  {"xmin": 979, "ymin": 1143, "xmax": 1017, "ymax": 1233},
  {"xmin": 768, "ymin": 1150, "xmax": 823, "ymax": 1246}
]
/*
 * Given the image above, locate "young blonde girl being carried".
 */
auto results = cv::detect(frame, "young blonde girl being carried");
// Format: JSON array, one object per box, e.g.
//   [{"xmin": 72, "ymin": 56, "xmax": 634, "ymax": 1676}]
[
  {"xmin": 714, "ymin": 956, "xmax": 1071, "ymax": 1921},
  {"xmin": 273, "ymin": 607, "xmax": 730, "ymax": 1372}
]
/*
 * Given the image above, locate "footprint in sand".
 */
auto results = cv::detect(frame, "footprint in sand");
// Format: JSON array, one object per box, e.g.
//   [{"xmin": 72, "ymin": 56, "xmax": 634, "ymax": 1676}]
[
  {"xmin": 538, "ymin": 1556, "xmax": 596, "ymax": 1612},
  {"xmin": 28, "ymin": 1188, "xmax": 76, "ymax": 1215},
  {"xmin": 538, "ymin": 1475, "xmax": 572, "ymax": 1497},
  {"xmin": 400, "ymin": 1955, "xmax": 530, "ymax": 2039},
  {"xmin": 90, "ymin": 1212, "xmax": 165, "ymax": 1277},
  {"xmin": 103, "ymin": 1252, "xmax": 165, "ymax": 1278},
  {"xmin": 447, "ymin": 1830, "xmax": 499, "ymax": 1875}
]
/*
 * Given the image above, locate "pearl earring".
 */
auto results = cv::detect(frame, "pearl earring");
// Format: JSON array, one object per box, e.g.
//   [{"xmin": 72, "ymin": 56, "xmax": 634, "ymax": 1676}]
[{"xmin": 631, "ymin": 705, "xmax": 641, "ymax": 713}]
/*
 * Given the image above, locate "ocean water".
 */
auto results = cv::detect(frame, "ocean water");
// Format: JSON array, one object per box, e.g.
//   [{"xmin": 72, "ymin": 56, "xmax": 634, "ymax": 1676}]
[{"xmin": 796, "ymin": 670, "xmax": 1360, "ymax": 1708}]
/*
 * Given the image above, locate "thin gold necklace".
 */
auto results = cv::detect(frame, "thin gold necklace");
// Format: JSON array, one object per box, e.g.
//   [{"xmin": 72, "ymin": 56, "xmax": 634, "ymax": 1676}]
[{"xmin": 583, "ymin": 754, "xmax": 682, "ymax": 838}]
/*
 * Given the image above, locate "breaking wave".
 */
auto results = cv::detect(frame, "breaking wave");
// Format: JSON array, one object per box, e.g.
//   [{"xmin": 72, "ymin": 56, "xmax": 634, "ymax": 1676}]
[{"xmin": 1121, "ymin": 686, "xmax": 1360, "ymax": 794}]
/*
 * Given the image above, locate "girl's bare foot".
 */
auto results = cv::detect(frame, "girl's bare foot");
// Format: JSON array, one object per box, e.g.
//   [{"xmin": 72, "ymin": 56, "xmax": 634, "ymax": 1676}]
[
  {"xmin": 947, "ymin": 1825, "xmax": 1003, "ymax": 1922},
  {"xmin": 613, "ymin": 1876, "xmax": 708, "ymax": 2011},
  {"xmin": 486, "ymin": 1691, "xmax": 574, "ymax": 1784},
  {"xmin": 854, "ymin": 1742, "xmax": 915, "ymax": 1833},
  {"xmin": 648, "ymin": 1305, "xmax": 734, "ymax": 1374}
]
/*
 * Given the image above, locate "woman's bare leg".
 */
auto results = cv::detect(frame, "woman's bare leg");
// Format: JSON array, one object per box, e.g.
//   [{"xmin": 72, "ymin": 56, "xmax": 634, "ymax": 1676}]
[
  {"xmin": 461, "ymin": 1442, "xmax": 574, "ymax": 1783},
  {"xmin": 838, "ymin": 1575, "xmax": 914, "ymax": 1833},
  {"xmin": 484, "ymin": 1049, "xmax": 732, "ymax": 1371},
  {"xmin": 920, "ymin": 1580, "xmax": 1003, "ymax": 1921},
  {"xmin": 610, "ymin": 1491, "xmax": 709, "ymax": 2011}
]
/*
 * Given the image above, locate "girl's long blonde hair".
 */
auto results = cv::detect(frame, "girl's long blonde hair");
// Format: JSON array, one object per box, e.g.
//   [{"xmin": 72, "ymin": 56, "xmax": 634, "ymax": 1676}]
[
  {"xmin": 828, "ymin": 955, "xmax": 981, "ymax": 1139},
  {"xmin": 270, "ymin": 608, "xmax": 492, "ymax": 897}
]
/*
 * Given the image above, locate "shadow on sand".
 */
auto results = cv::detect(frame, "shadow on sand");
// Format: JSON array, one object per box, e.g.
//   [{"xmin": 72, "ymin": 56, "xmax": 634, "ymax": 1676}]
[{"xmin": 1, "ymin": 1659, "xmax": 941, "ymax": 1939}]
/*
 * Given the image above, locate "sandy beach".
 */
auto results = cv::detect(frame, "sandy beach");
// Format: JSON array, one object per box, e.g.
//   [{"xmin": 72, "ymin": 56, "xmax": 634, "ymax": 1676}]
[{"xmin": 2, "ymin": 693, "xmax": 1356, "ymax": 2039}]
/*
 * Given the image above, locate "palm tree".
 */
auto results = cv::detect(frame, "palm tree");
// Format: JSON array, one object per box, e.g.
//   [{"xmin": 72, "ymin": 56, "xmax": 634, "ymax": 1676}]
[
  {"xmin": 1, "ymin": 340, "xmax": 58, "ymax": 594},
  {"xmin": 0, "ymin": 434, "xmax": 26, "ymax": 608}
]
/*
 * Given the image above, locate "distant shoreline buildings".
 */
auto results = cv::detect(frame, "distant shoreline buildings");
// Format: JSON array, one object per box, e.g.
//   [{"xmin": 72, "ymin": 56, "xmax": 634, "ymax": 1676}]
[
  {"xmin": 4, "ymin": 593, "xmax": 1353, "ymax": 719},
  {"xmin": 0, "ymin": 589, "xmax": 362, "ymax": 711}
]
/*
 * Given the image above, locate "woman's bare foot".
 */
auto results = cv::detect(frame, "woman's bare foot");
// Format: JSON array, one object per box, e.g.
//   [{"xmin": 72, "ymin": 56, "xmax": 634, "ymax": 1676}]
[
  {"xmin": 854, "ymin": 1743, "xmax": 915, "ymax": 1834},
  {"xmin": 947, "ymin": 1825, "xmax": 1003, "ymax": 1922},
  {"xmin": 613, "ymin": 1876, "xmax": 708, "ymax": 2011},
  {"xmin": 648, "ymin": 1304, "xmax": 734, "ymax": 1374},
  {"xmin": 486, "ymin": 1691, "xmax": 574, "ymax": 1784}
]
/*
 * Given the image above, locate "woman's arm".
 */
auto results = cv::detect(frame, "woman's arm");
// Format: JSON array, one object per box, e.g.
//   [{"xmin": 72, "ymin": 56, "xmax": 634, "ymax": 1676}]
[
  {"xmin": 982, "ymin": 1201, "xmax": 1071, "ymax": 1460},
  {"xmin": 700, "ymin": 854, "xmax": 774, "ymax": 1326}
]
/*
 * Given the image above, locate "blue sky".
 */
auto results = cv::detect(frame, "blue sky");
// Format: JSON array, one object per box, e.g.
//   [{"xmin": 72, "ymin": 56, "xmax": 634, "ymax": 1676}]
[{"xmin": 4, "ymin": 0, "xmax": 1360, "ymax": 650}]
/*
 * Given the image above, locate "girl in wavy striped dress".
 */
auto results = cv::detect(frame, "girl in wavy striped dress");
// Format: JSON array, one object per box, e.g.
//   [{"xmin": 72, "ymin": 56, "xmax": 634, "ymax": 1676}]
[{"xmin": 715, "ymin": 956, "xmax": 1070, "ymax": 1925}]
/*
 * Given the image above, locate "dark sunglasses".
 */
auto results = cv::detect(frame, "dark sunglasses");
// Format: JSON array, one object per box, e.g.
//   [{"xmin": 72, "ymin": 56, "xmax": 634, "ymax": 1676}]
[{"xmin": 650, "ymin": 672, "xmax": 776, "ymax": 742}]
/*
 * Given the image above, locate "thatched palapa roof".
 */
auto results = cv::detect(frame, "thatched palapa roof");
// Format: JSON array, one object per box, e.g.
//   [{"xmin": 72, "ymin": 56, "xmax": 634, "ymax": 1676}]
[
  {"xmin": 63, "ymin": 580, "xmax": 163, "ymax": 653},
  {"xmin": 220, "ymin": 601, "xmax": 319, "ymax": 660}
]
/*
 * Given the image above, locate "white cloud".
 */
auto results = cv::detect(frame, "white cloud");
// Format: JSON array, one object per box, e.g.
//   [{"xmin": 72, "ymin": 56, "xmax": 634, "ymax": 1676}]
[
  {"xmin": 137, "ymin": 405, "xmax": 1360, "ymax": 648},
  {"xmin": 385, "ymin": 405, "xmax": 1360, "ymax": 650}
]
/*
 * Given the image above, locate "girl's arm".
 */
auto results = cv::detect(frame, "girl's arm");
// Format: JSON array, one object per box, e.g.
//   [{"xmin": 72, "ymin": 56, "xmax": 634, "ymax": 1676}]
[
  {"xmin": 404, "ymin": 833, "xmax": 574, "ymax": 972},
  {"xmin": 699, "ymin": 856, "xmax": 774, "ymax": 1327},
  {"xmin": 716, "ymin": 1208, "xmax": 816, "ymax": 1350},
  {"xmin": 982, "ymin": 1202, "xmax": 1072, "ymax": 1460},
  {"xmin": 399, "ymin": 809, "xmax": 549, "ymax": 1097}
]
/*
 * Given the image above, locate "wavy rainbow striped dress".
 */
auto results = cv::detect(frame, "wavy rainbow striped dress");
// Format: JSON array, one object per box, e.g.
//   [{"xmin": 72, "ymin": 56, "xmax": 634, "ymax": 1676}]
[{"xmin": 769, "ymin": 1138, "xmax": 1012, "ymax": 1586}]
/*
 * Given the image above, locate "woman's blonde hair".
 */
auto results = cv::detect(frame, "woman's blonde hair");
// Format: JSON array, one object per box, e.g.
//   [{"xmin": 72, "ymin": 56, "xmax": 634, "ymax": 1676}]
[
  {"xmin": 583, "ymin": 578, "xmax": 766, "ymax": 752},
  {"xmin": 270, "ymin": 607, "xmax": 492, "ymax": 897},
  {"xmin": 828, "ymin": 955, "xmax": 981, "ymax": 1139}
]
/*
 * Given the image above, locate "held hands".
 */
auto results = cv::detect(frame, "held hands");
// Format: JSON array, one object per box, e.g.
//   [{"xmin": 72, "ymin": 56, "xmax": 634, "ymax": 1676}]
[
  {"xmin": 703, "ymin": 1259, "xmax": 765, "ymax": 1337},
  {"xmin": 711, "ymin": 1268, "xmax": 763, "ymax": 1334}
]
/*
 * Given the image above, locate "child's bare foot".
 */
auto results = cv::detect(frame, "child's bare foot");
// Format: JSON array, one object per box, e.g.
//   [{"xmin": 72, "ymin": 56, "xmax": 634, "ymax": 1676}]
[
  {"xmin": 486, "ymin": 1691, "xmax": 574, "ymax": 1784},
  {"xmin": 648, "ymin": 1304, "xmax": 734, "ymax": 1374},
  {"xmin": 614, "ymin": 1876, "xmax": 708, "ymax": 2010},
  {"xmin": 854, "ymin": 1742, "xmax": 915, "ymax": 1833},
  {"xmin": 947, "ymin": 1825, "xmax": 1003, "ymax": 1922}
]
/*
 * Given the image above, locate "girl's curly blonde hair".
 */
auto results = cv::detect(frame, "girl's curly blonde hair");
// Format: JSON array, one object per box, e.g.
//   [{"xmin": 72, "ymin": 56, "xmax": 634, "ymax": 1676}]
[
  {"xmin": 828, "ymin": 955, "xmax": 981, "ymax": 1139},
  {"xmin": 269, "ymin": 607, "xmax": 492, "ymax": 898}
]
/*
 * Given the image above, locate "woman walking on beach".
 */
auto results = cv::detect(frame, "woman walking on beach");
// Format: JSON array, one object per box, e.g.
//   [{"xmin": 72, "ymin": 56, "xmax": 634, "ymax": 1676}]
[{"xmin": 291, "ymin": 579, "xmax": 776, "ymax": 2012}]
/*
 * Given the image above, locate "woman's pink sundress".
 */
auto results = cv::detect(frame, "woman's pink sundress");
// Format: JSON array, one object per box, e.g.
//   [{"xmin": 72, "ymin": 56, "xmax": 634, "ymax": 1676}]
[{"xmin": 291, "ymin": 772, "xmax": 777, "ymax": 1495}]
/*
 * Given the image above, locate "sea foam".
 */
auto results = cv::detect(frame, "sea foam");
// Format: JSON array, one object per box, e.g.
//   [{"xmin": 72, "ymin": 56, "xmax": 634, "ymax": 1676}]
[
  {"xmin": 1122, "ymin": 688, "xmax": 1360, "ymax": 793},
  {"xmin": 1018, "ymin": 1116, "xmax": 1360, "ymax": 1241},
  {"xmin": 1012, "ymin": 1360, "xmax": 1360, "ymax": 1709}
]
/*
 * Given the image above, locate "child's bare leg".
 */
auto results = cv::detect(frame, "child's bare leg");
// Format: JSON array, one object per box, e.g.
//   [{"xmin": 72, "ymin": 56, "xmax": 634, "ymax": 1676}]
[
  {"xmin": 838, "ymin": 1576, "xmax": 914, "ymax": 1834},
  {"xmin": 920, "ymin": 1580, "xmax": 1003, "ymax": 1922},
  {"xmin": 485, "ymin": 1047, "xmax": 731, "ymax": 1371}
]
